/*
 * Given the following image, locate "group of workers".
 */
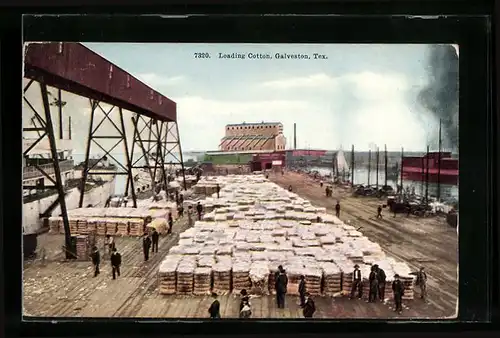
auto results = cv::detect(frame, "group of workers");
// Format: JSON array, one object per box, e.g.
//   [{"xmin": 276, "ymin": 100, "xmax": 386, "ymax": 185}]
[
  {"xmin": 208, "ymin": 265, "xmax": 316, "ymax": 319},
  {"xmin": 350, "ymin": 264, "xmax": 427, "ymax": 314}
]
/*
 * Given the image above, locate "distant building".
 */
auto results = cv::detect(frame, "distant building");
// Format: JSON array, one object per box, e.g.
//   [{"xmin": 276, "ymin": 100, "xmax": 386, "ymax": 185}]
[{"xmin": 219, "ymin": 122, "xmax": 287, "ymax": 152}]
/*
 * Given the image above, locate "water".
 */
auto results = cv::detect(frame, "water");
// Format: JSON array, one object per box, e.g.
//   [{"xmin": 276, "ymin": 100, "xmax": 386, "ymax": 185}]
[
  {"xmin": 310, "ymin": 166, "xmax": 459, "ymax": 202},
  {"xmin": 72, "ymin": 152, "xmax": 197, "ymax": 195}
]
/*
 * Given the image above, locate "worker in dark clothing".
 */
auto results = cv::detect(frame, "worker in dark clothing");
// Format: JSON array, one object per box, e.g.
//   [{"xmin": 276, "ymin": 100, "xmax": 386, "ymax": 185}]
[
  {"xmin": 377, "ymin": 205, "xmax": 383, "ymax": 219},
  {"xmin": 376, "ymin": 264, "xmax": 387, "ymax": 301},
  {"xmin": 142, "ymin": 234, "xmax": 152, "ymax": 261},
  {"xmin": 325, "ymin": 186, "xmax": 330, "ymax": 197},
  {"xmin": 288, "ymin": 185, "xmax": 293, "ymax": 192},
  {"xmin": 239, "ymin": 289, "xmax": 250, "ymax": 312},
  {"xmin": 298, "ymin": 275, "xmax": 306, "ymax": 307},
  {"xmin": 392, "ymin": 274, "xmax": 405, "ymax": 314},
  {"xmin": 208, "ymin": 292, "xmax": 221, "ymax": 319},
  {"xmin": 216, "ymin": 184, "xmax": 221, "ymax": 198},
  {"xmin": 90, "ymin": 246, "xmax": 100, "ymax": 277},
  {"xmin": 187, "ymin": 205, "xmax": 193, "ymax": 226},
  {"xmin": 335, "ymin": 201, "xmax": 341, "ymax": 218},
  {"xmin": 196, "ymin": 172, "xmax": 201, "ymax": 182},
  {"xmin": 179, "ymin": 194, "xmax": 184, "ymax": 205},
  {"xmin": 350, "ymin": 264, "xmax": 362, "ymax": 299},
  {"xmin": 302, "ymin": 293, "xmax": 316, "ymax": 318},
  {"xmin": 415, "ymin": 267, "xmax": 428, "ymax": 300},
  {"xmin": 274, "ymin": 265, "xmax": 288, "ymax": 308},
  {"xmin": 167, "ymin": 213, "xmax": 174, "ymax": 234},
  {"xmin": 406, "ymin": 202, "xmax": 411, "ymax": 217},
  {"xmin": 110, "ymin": 247, "xmax": 121, "ymax": 280},
  {"xmin": 368, "ymin": 265, "xmax": 379, "ymax": 302},
  {"xmin": 177, "ymin": 203, "xmax": 184, "ymax": 218},
  {"xmin": 196, "ymin": 202, "xmax": 203, "ymax": 221},
  {"xmin": 320, "ymin": 181, "xmax": 324, "ymax": 188},
  {"xmin": 175, "ymin": 190, "xmax": 179, "ymax": 205},
  {"xmin": 151, "ymin": 229, "xmax": 159, "ymax": 253}
]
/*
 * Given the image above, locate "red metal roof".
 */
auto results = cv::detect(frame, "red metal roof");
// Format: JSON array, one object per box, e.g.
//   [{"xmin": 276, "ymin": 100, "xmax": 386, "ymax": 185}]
[{"xmin": 24, "ymin": 42, "xmax": 176, "ymax": 122}]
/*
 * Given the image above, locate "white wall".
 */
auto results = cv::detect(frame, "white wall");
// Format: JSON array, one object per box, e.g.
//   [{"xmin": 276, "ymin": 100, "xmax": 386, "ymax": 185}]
[{"xmin": 23, "ymin": 178, "xmax": 116, "ymax": 234}]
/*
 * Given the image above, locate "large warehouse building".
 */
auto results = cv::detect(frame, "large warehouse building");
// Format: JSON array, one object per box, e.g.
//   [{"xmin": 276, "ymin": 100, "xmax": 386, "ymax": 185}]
[{"xmin": 219, "ymin": 122, "xmax": 287, "ymax": 152}]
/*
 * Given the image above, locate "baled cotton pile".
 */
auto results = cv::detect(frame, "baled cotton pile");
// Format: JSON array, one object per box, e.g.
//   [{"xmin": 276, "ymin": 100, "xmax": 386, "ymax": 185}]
[
  {"xmin": 48, "ymin": 207, "xmax": 169, "ymax": 237},
  {"xmin": 157, "ymin": 175, "xmax": 415, "ymax": 298}
]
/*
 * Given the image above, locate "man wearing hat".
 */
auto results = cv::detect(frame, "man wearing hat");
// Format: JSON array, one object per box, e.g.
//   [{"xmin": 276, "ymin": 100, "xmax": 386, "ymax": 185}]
[
  {"xmin": 274, "ymin": 265, "xmax": 288, "ymax": 308},
  {"xmin": 375, "ymin": 264, "xmax": 387, "ymax": 301},
  {"xmin": 368, "ymin": 265, "xmax": 379, "ymax": 303},
  {"xmin": 350, "ymin": 264, "xmax": 362, "ymax": 299},
  {"xmin": 392, "ymin": 274, "xmax": 405, "ymax": 314},
  {"xmin": 302, "ymin": 292, "xmax": 316, "ymax": 318}
]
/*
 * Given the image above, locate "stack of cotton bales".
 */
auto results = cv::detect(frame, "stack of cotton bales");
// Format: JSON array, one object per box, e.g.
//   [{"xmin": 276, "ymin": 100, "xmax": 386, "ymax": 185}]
[
  {"xmin": 155, "ymin": 175, "xmax": 415, "ymax": 298},
  {"xmin": 321, "ymin": 262, "xmax": 342, "ymax": 296},
  {"xmin": 212, "ymin": 257, "xmax": 232, "ymax": 294},
  {"xmin": 158, "ymin": 256, "xmax": 180, "ymax": 295},
  {"xmin": 176, "ymin": 257, "xmax": 196, "ymax": 294},
  {"xmin": 193, "ymin": 267, "xmax": 212, "ymax": 295}
]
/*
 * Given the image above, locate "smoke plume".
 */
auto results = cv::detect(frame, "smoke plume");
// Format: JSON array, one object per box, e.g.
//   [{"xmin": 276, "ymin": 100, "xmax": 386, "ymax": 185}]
[{"xmin": 418, "ymin": 45, "xmax": 459, "ymax": 152}]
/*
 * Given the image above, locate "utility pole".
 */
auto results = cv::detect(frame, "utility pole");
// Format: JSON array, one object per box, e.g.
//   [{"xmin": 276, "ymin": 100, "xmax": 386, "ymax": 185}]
[{"xmin": 425, "ymin": 145, "xmax": 430, "ymax": 204}]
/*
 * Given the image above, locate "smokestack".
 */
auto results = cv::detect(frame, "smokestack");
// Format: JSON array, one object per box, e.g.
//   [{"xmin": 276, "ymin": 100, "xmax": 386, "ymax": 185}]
[
  {"xmin": 293, "ymin": 123, "xmax": 297, "ymax": 150},
  {"xmin": 68, "ymin": 116, "xmax": 72, "ymax": 140},
  {"xmin": 376, "ymin": 147, "xmax": 379, "ymax": 189}
]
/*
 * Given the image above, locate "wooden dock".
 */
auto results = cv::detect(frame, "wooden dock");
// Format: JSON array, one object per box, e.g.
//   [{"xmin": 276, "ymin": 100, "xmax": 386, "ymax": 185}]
[{"xmin": 23, "ymin": 181, "xmax": 457, "ymax": 319}]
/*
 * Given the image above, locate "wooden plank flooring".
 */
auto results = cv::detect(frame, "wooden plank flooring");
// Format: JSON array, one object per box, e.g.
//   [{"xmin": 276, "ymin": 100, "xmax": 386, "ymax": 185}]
[{"xmin": 24, "ymin": 184, "xmax": 457, "ymax": 319}]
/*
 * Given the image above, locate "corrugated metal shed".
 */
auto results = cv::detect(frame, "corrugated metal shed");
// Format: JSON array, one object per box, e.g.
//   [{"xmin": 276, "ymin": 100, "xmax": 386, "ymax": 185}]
[{"xmin": 24, "ymin": 42, "xmax": 176, "ymax": 122}]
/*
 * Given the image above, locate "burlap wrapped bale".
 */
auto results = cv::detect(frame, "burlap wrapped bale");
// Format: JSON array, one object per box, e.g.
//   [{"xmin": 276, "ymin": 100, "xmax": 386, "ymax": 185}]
[
  {"xmin": 48, "ymin": 217, "xmax": 60, "ymax": 234},
  {"xmin": 106, "ymin": 219, "xmax": 118, "ymax": 236},
  {"xmin": 193, "ymin": 267, "xmax": 212, "ymax": 295},
  {"xmin": 76, "ymin": 235, "xmax": 89, "ymax": 261},
  {"xmin": 176, "ymin": 261, "xmax": 196, "ymax": 294},
  {"xmin": 159, "ymin": 259, "xmax": 179, "ymax": 295},
  {"xmin": 232, "ymin": 261, "xmax": 251, "ymax": 293},
  {"xmin": 213, "ymin": 262, "xmax": 232, "ymax": 294},
  {"xmin": 129, "ymin": 219, "xmax": 145, "ymax": 237},
  {"xmin": 322, "ymin": 263, "xmax": 342, "ymax": 296}
]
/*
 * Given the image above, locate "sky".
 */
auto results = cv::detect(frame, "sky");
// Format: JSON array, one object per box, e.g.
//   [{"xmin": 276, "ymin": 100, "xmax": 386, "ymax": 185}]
[{"xmin": 22, "ymin": 43, "xmax": 459, "ymax": 154}]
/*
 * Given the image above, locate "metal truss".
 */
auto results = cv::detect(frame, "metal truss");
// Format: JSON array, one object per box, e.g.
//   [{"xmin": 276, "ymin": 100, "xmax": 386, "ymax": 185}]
[
  {"xmin": 125, "ymin": 115, "xmax": 187, "ymax": 200},
  {"xmin": 23, "ymin": 80, "xmax": 73, "ymax": 258},
  {"xmin": 78, "ymin": 100, "xmax": 137, "ymax": 208}
]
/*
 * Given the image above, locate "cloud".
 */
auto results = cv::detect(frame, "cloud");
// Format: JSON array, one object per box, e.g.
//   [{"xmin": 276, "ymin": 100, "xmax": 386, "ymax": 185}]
[
  {"xmin": 261, "ymin": 74, "xmax": 338, "ymax": 90},
  {"xmin": 136, "ymin": 73, "xmax": 186, "ymax": 88},
  {"xmin": 260, "ymin": 71, "xmax": 411, "ymax": 102}
]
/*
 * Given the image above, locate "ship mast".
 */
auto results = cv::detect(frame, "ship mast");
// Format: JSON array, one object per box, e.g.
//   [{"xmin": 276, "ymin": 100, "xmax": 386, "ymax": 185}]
[
  {"xmin": 375, "ymin": 147, "xmax": 379, "ymax": 189},
  {"xmin": 425, "ymin": 145, "xmax": 430, "ymax": 204},
  {"xmin": 367, "ymin": 149, "xmax": 371, "ymax": 186},
  {"xmin": 351, "ymin": 145, "xmax": 355, "ymax": 187},
  {"xmin": 384, "ymin": 144, "xmax": 388, "ymax": 187},
  {"xmin": 400, "ymin": 147, "xmax": 404, "ymax": 194},
  {"xmin": 437, "ymin": 119, "xmax": 442, "ymax": 201}
]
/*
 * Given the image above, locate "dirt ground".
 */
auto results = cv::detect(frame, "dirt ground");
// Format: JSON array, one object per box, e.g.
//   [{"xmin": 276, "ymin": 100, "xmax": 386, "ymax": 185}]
[
  {"xmin": 270, "ymin": 171, "xmax": 458, "ymax": 318},
  {"xmin": 23, "ymin": 174, "xmax": 457, "ymax": 319}
]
